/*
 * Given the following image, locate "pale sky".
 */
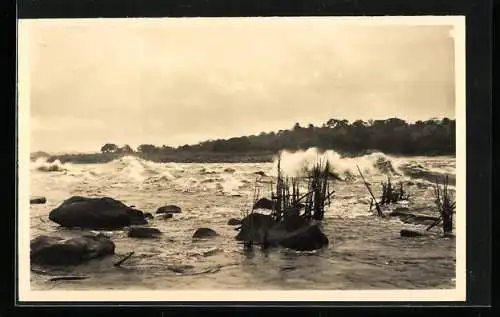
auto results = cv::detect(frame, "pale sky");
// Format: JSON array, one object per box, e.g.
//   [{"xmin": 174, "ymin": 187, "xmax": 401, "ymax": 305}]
[{"xmin": 20, "ymin": 17, "xmax": 457, "ymax": 153}]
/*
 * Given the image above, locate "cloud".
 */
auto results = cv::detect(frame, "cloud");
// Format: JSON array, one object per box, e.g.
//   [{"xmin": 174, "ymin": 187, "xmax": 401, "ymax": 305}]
[{"xmin": 21, "ymin": 18, "xmax": 457, "ymax": 152}]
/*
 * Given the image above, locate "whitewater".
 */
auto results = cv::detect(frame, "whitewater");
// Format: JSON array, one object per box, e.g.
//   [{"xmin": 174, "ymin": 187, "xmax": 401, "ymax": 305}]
[{"xmin": 28, "ymin": 149, "xmax": 457, "ymax": 290}]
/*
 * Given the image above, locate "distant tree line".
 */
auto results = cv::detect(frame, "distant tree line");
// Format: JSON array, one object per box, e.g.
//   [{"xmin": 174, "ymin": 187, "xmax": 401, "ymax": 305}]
[{"xmin": 100, "ymin": 117, "xmax": 455, "ymax": 157}]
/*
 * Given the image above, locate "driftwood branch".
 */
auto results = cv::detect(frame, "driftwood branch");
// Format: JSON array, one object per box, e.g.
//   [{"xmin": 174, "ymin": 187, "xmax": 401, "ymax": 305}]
[
  {"xmin": 356, "ymin": 165, "xmax": 383, "ymax": 217},
  {"xmin": 49, "ymin": 276, "xmax": 88, "ymax": 282},
  {"xmin": 426, "ymin": 217, "xmax": 443, "ymax": 231},
  {"xmin": 113, "ymin": 251, "xmax": 135, "ymax": 267}
]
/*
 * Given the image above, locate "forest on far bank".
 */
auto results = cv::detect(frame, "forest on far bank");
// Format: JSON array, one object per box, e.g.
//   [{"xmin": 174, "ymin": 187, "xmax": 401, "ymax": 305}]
[{"xmin": 37, "ymin": 117, "xmax": 456, "ymax": 164}]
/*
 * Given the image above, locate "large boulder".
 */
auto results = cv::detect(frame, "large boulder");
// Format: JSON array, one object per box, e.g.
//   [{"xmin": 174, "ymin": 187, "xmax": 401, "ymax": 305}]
[
  {"xmin": 235, "ymin": 213, "xmax": 329, "ymax": 251},
  {"xmin": 156, "ymin": 205, "xmax": 182, "ymax": 214},
  {"xmin": 253, "ymin": 198, "xmax": 275, "ymax": 210},
  {"xmin": 30, "ymin": 233, "xmax": 115, "ymax": 266},
  {"xmin": 227, "ymin": 218, "xmax": 242, "ymax": 226},
  {"xmin": 193, "ymin": 228, "xmax": 219, "ymax": 239},
  {"xmin": 30, "ymin": 196, "xmax": 47, "ymax": 204},
  {"xmin": 282, "ymin": 214, "xmax": 309, "ymax": 231},
  {"xmin": 278, "ymin": 223, "xmax": 329, "ymax": 251},
  {"xmin": 235, "ymin": 213, "xmax": 276, "ymax": 242},
  {"xmin": 128, "ymin": 227, "xmax": 162, "ymax": 238},
  {"xmin": 48, "ymin": 196, "xmax": 148, "ymax": 230}
]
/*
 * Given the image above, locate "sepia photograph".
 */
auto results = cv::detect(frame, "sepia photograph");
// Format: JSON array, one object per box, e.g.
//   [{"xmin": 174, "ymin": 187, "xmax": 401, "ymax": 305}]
[{"xmin": 17, "ymin": 16, "xmax": 466, "ymax": 302}]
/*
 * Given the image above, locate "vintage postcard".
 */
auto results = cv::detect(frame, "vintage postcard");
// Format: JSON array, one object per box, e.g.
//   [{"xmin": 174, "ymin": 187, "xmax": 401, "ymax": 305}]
[{"xmin": 17, "ymin": 16, "xmax": 466, "ymax": 302}]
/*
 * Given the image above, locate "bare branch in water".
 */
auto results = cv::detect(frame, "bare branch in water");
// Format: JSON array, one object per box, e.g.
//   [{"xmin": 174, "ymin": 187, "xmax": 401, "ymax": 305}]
[
  {"xmin": 114, "ymin": 251, "xmax": 135, "ymax": 267},
  {"xmin": 356, "ymin": 165, "xmax": 383, "ymax": 217}
]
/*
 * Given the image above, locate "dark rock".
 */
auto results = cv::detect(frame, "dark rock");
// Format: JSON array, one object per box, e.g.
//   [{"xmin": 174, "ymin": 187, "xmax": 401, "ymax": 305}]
[
  {"xmin": 48, "ymin": 196, "xmax": 148, "ymax": 230},
  {"xmin": 393, "ymin": 207, "xmax": 410, "ymax": 213},
  {"xmin": 193, "ymin": 228, "xmax": 219, "ymax": 239},
  {"xmin": 30, "ymin": 234, "xmax": 115, "ymax": 266},
  {"xmin": 227, "ymin": 218, "xmax": 242, "ymax": 226},
  {"xmin": 30, "ymin": 196, "xmax": 47, "ymax": 204},
  {"xmin": 278, "ymin": 223, "xmax": 329, "ymax": 251},
  {"xmin": 254, "ymin": 171, "xmax": 267, "ymax": 177},
  {"xmin": 235, "ymin": 213, "xmax": 328, "ymax": 251},
  {"xmin": 224, "ymin": 168, "xmax": 236, "ymax": 173},
  {"xmin": 128, "ymin": 227, "xmax": 162, "ymax": 238},
  {"xmin": 400, "ymin": 214, "xmax": 439, "ymax": 226},
  {"xmin": 253, "ymin": 198, "xmax": 275, "ymax": 210},
  {"xmin": 387, "ymin": 209, "xmax": 439, "ymax": 226},
  {"xmin": 400, "ymin": 229, "xmax": 425, "ymax": 237},
  {"xmin": 235, "ymin": 213, "xmax": 276, "ymax": 242},
  {"xmin": 284, "ymin": 206, "xmax": 301, "ymax": 218},
  {"xmin": 282, "ymin": 214, "xmax": 308, "ymax": 232},
  {"xmin": 168, "ymin": 264, "xmax": 194, "ymax": 273},
  {"xmin": 161, "ymin": 213, "xmax": 174, "ymax": 219},
  {"xmin": 156, "ymin": 205, "xmax": 182, "ymax": 214},
  {"xmin": 144, "ymin": 212, "xmax": 154, "ymax": 219}
]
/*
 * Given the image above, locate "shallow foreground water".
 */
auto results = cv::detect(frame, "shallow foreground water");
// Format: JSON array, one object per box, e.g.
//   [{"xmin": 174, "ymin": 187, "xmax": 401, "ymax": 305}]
[{"xmin": 28, "ymin": 151, "xmax": 457, "ymax": 290}]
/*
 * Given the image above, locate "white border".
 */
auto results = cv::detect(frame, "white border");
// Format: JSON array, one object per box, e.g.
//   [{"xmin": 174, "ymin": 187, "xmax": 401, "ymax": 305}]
[{"xmin": 17, "ymin": 15, "xmax": 466, "ymax": 302}]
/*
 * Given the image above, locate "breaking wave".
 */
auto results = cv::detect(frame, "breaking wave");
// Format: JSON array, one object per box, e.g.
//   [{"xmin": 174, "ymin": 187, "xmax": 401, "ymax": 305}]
[
  {"xmin": 269, "ymin": 148, "xmax": 404, "ymax": 179},
  {"xmin": 30, "ymin": 150, "xmax": 455, "ymax": 195},
  {"xmin": 32, "ymin": 158, "xmax": 68, "ymax": 173}
]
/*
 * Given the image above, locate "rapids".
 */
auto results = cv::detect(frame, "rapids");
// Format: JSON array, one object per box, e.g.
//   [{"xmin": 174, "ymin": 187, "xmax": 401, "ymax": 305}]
[{"xmin": 28, "ymin": 150, "xmax": 456, "ymax": 290}]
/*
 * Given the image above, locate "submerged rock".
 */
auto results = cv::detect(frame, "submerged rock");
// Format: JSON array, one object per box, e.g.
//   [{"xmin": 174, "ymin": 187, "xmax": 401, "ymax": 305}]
[
  {"xmin": 48, "ymin": 196, "xmax": 148, "ymax": 230},
  {"xmin": 143, "ymin": 212, "xmax": 154, "ymax": 220},
  {"xmin": 127, "ymin": 227, "xmax": 162, "ymax": 239},
  {"xmin": 253, "ymin": 198, "xmax": 275, "ymax": 210},
  {"xmin": 193, "ymin": 228, "xmax": 219, "ymax": 239},
  {"xmin": 387, "ymin": 209, "xmax": 439, "ymax": 226},
  {"xmin": 161, "ymin": 213, "xmax": 174, "ymax": 219},
  {"xmin": 227, "ymin": 218, "xmax": 242, "ymax": 226},
  {"xmin": 156, "ymin": 205, "xmax": 182, "ymax": 214},
  {"xmin": 254, "ymin": 171, "xmax": 267, "ymax": 177},
  {"xmin": 400, "ymin": 229, "xmax": 425, "ymax": 237},
  {"xmin": 401, "ymin": 215, "xmax": 439, "ymax": 226},
  {"xmin": 224, "ymin": 168, "xmax": 236, "ymax": 173},
  {"xmin": 30, "ymin": 233, "xmax": 115, "ymax": 266},
  {"xmin": 393, "ymin": 207, "xmax": 410, "ymax": 213},
  {"xmin": 30, "ymin": 196, "xmax": 47, "ymax": 204}
]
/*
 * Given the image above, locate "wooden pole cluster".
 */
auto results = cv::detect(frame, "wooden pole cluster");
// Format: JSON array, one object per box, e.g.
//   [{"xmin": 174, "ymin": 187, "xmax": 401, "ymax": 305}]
[
  {"xmin": 430, "ymin": 175, "xmax": 455, "ymax": 234},
  {"xmin": 269, "ymin": 153, "xmax": 335, "ymax": 223},
  {"xmin": 380, "ymin": 176, "xmax": 406, "ymax": 205}
]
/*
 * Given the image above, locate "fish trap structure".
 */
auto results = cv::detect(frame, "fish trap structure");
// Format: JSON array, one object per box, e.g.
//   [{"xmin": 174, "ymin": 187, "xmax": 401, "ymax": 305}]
[
  {"xmin": 234, "ymin": 152, "xmax": 335, "ymax": 251},
  {"xmin": 426, "ymin": 175, "xmax": 456, "ymax": 234},
  {"xmin": 269, "ymin": 154, "xmax": 335, "ymax": 223},
  {"xmin": 379, "ymin": 175, "xmax": 408, "ymax": 205}
]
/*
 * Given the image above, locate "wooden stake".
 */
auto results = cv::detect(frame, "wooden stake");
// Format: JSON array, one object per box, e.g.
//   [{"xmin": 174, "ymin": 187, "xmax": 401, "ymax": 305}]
[
  {"xmin": 356, "ymin": 165, "xmax": 383, "ymax": 217},
  {"xmin": 114, "ymin": 251, "xmax": 135, "ymax": 267}
]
